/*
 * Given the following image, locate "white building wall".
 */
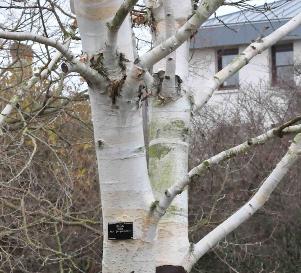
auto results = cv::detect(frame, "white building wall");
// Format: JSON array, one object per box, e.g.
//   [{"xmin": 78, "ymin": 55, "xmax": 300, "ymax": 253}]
[
  {"xmin": 294, "ymin": 40, "xmax": 301, "ymax": 85},
  {"xmin": 189, "ymin": 48, "xmax": 216, "ymax": 84},
  {"xmin": 188, "ymin": 40, "xmax": 301, "ymax": 126},
  {"xmin": 189, "ymin": 41, "xmax": 300, "ymax": 106}
]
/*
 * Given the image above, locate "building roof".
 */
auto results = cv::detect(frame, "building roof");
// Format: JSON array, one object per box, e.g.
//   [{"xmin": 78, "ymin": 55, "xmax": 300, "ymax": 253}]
[
  {"xmin": 204, "ymin": 0, "xmax": 301, "ymax": 27},
  {"xmin": 192, "ymin": 0, "xmax": 301, "ymax": 49}
]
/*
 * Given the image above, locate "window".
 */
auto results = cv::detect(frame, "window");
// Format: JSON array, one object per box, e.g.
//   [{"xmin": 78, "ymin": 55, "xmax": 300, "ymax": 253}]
[
  {"xmin": 272, "ymin": 44, "xmax": 294, "ymax": 86},
  {"xmin": 217, "ymin": 48, "xmax": 239, "ymax": 89}
]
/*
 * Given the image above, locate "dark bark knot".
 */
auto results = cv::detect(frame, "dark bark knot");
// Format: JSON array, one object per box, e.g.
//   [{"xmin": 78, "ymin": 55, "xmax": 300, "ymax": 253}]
[
  {"xmin": 156, "ymin": 265, "xmax": 187, "ymax": 273},
  {"xmin": 153, "ymin": 71, "xmax": 183, "ymax": 98}
]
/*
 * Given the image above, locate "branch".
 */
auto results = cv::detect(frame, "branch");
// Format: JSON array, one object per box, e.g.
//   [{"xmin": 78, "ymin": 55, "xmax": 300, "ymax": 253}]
[
  {"xmin": 5, "ymin": 131, "xmax": 37, "ymax": 184},
  {"xmin": 0, "ymin": 95, "xmax": 18, "ymax": 128},
  {"xmin": 139, "ymin": 0, "xmax": 224, "ymax": 68},
  {"xmin": 54, "ymin": 223, "xmax": 64, "ymax": 273},
  {"xmin": 0, "ymin": 37, "xmax": 72, "ymax": 128},
  {"xmin": 191, "ymin": 11, "xmax": 301, "ymax": 110},
  {"xmin": 0, "ymin": 30, "xmax": 104, "ymax": 106},
  {"xmin": 50, "ymin": 0, "xmax": 76, "ymax": 19},
  {"xmin": 0, "ymin": 198, "xmax": 101, "ymax": 235},
  {"xmin": 151, "ymin": 117, "xmax": 301, "ymax": 220},
  {"xmin": 182, "ymin": 133, "xmax": 301, "ymax": 271},
  {"xmin": 104, "ymin": 0, "xmax": 139, "ymax": 71},
  {"xmin": 107, "ymin": 0, "xmax": 138, "ymax": 32},
  {"xmin": 0, "ymin": 31, "xmax": 74, "ymax": 61},
  {"xmin": 273, "ymin": 116, "xmax": 301, "ymax": 137}
]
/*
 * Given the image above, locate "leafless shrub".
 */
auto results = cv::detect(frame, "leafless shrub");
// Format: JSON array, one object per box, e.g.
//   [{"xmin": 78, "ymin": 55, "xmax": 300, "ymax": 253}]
[{"xmin": 189, "ymin": 85, "xmax": 301, "ymax": 273}]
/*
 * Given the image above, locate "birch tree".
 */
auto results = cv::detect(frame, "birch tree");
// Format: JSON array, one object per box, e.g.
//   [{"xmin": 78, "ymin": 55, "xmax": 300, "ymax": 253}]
[{"xmin": 1, "ymin": 1, "xmax": 301, "ymax": 273}]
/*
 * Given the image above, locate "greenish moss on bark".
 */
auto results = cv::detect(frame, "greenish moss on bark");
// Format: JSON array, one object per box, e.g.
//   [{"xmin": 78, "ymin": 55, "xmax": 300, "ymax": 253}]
[
  {"xmin": 149, "ymin": 144, "xmax": 172, "ymax": 160},
  {"xmin": 203, "ymin": 160, "xmax": 210, "ymax": 169},
  {"xmin": 149, "ymin": 158, "xmax": 173, "ymax": 192},
  {"xmin": 149, "ymin": 119, "xmax": 189, "ymax": 141}
]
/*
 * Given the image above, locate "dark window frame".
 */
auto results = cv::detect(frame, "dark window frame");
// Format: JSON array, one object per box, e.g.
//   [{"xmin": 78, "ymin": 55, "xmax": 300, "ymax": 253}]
[
  {"xmin": 271, "ymin": 43, "xmax": 294, "ymax": 87},
  {"xmin": 217, "ymin": 48, "xmax": 239, "ymax": 90}
]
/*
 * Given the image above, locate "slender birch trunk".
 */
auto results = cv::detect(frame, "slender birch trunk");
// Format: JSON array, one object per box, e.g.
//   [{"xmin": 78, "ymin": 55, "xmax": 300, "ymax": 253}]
[{"xmin": 147, "ymin": 1, "xmax": 192, "ymax": 270}]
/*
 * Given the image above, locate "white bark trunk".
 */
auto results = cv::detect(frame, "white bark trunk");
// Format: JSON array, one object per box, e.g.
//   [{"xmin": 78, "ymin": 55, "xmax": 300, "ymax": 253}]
[
  {"xmin": 74, "ymin": 1, "xmax": 157, "ymax": 273},
  {"xmin": 89, "ymin": 91, "xmax": 156, "ymax": 273},
  {"xmin": 147, "ymin": 1, "xmax": 192, "ymax": 270},
  {"xmin": 149, "ymin": 97, "xmax": 191, "ymax": 267}
]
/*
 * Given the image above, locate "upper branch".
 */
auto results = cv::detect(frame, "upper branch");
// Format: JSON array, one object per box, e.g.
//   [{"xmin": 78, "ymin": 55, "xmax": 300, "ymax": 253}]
[
  {"xmin": 192, "ymin": 11, "xmax": 301, "ymax": 110},
  {"xmin": 139, "ymin": 0, "xmax": 225, "ymax": 68},
  {"xmin": 107, "ymin": 0, "xmax": 138, "ymax": 32},
  {"xmin": 0, "ymin": 31, "xmax": 104, "ymax": 95},
  {"xmin": 0, "ymin": 31, "xmax": 74, "ymax": 61}
]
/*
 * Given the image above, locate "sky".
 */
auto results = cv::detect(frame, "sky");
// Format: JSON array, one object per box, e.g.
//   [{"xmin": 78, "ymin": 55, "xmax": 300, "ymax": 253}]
[{"xmin": 216, "ymin": 0, "xmax": 277, "ymax": 15}]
